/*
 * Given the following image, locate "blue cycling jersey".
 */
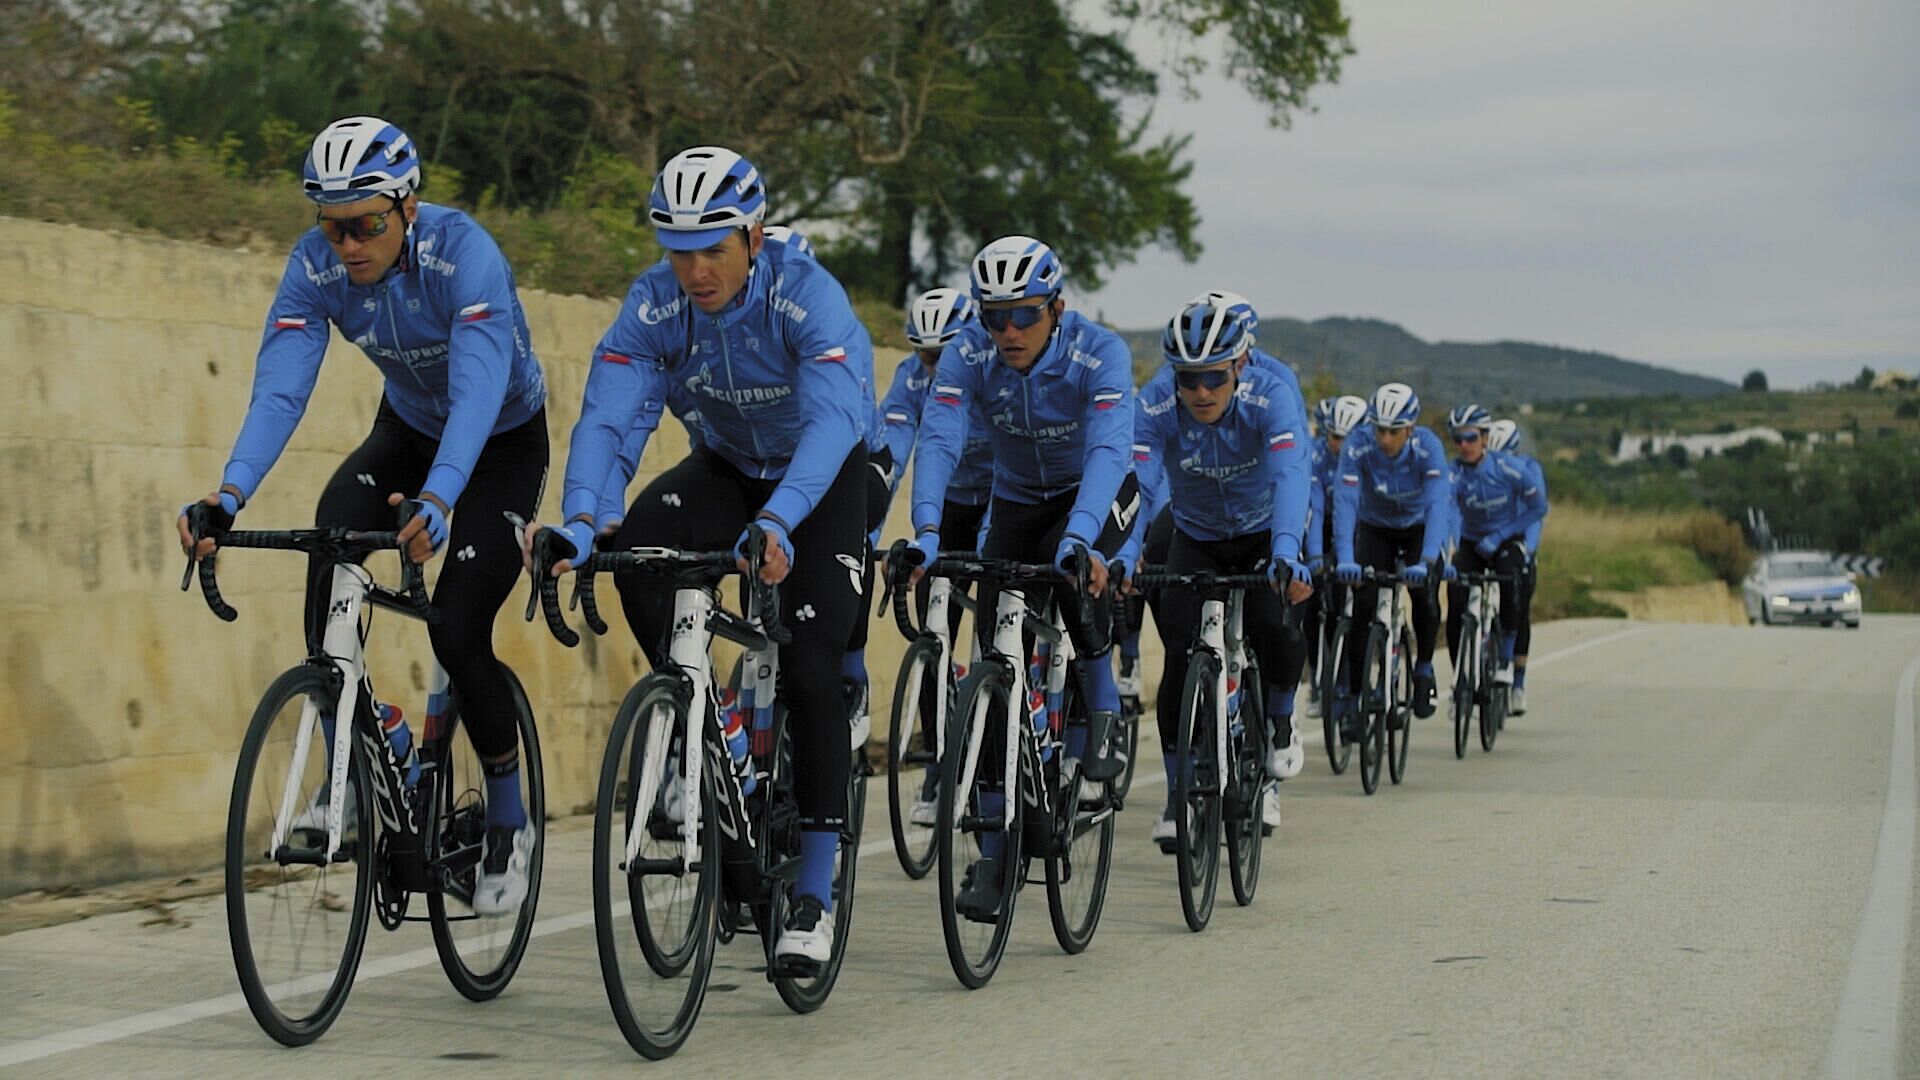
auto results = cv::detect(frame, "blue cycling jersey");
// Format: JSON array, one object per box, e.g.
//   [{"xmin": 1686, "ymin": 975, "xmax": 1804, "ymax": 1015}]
[
  {"xmin": 1245, "ymin": 347, "xmax": 1307, "ymax": 415},
  {"xmin": 1508, "ymin": 451, "xmax": 1549, "ymax": 553},
  {"xmin": 1305, "ymin": 434, "xmax": 1342, "ymax": 560},
  {"xmin": 1126, "ymin": 365, "xmax": 1310, "ymax": 565},
  {"xmin": 224, "ymin": 204, "xmax": 547, "ymax": 509},
  {"xmin": 564, "ymin": 241, "xmax": 876, "ymax": 530},
  {"xmin": 1451, "ymin": 449, "xmax": 1547, "ymax": 550},
  {"xmin": 1333, "ymin": 425, "xmax": 1450, "ymax": 564},
  {"xmin": 879, "ymin": 354, "xmax": 994, "ymax": 507},
  {"xmin": 911, "ymin": 310, "xmax": 1133, "ymax": 546}
]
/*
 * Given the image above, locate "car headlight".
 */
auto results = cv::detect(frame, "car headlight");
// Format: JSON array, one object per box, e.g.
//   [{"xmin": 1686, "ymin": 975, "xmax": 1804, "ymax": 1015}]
[
  {"xmin": 1770, "ymin": 595, "xmax": 1790, "ymax": 606},
  {"xmin": 1843, "ymin": 588, "xmax": 1860, "ymax": 605}
]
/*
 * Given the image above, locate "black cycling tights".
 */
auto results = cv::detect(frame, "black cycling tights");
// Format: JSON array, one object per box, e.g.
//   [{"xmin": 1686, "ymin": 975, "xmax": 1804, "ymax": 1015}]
[
  {"xmin": 612, "ymin": 446, "xmax": 867, "ymax": 831},
  {"xmin": 305, "ymin": 399, "xmax": 548, "ymax": 761},
  {"xmin": 1346, "ymin": 521, "xmax": 1440, "ymax": 693},
  {"xmin": 1148, "ymin": 529, "xmax": 1307, "ymax": 749},
  {"xmin": 1445, "ymin": 539, "xmax": 1529, "ymax": 658}
]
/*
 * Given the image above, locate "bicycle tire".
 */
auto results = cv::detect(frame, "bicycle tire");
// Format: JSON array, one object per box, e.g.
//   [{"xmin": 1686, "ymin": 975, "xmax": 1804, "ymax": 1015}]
[
  {"xmin": 886, "ymin": 636, "xmax": 943, "ymax": 879},
  {"xmin": 429, "ymin": 666, "xmax": 544, "ymax": 1001},
  {"xmin": 1388, "ymin": 625, "xmax": 1413, "ymax": 785},
  {"xmin": 770, "ymin": 702, "xmax": 864, "ymax": 1014},
  {"xmin": 1359, "ymin": 626, "xmax": 1387, "ymax": 795},
  {"xmin": 1112, "ymin": 700, "xmax": 1142, "ymax": 801},
  {"xmin": 1452, "ymin": 614, "xmax": 1477, "ymax": 760},
  {"xmin": 1174, "ymin": 650, "xmax": 1223, "ymax": 932},
  {"xmin": 593, "ymin": 678, "xmax": 718, "ymax": 1060},
  {"xmin": 1321, "ymin": 617, "xmax": 1353, "ymax": 774},
  {"xmin": 1479, "ymin": 613, "xmax": 1502, "ymax": 753},
  {"xmin": 1226, "ymin": 672, "xmax": 1265, "ymax": 907},
  {"xmin": 225, "ymin": 664, "xmax": 374, "ymax": 1046},
  {"xmin": 937, "ymin": 662, "xmax": 1021, "ymax": 988},
  {"xmin": 1047, "ymin": 672, "xmax": 1115, "ymax": 954}
]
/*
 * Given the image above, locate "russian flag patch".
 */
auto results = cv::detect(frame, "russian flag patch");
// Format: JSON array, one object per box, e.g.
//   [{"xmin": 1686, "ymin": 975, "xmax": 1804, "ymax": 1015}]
[
  {"xmin": 816, "ymin": 347, "xmax": 848, "ymax": 363},
  {"xmin": 1132, "ymin": 442, "xmax": 1152, "ymax": 462},
  {"xmin": 1093, "ymin": 390, "xmax": 1124, "ymax": 411},
  {"xmin": 457, "ymin": 302, "xmax": 492, "ymax": 322},
  {"xmin": 273, "ymin": 316, "xmax": 307, "ymax": 329},
  {"xmin": 1269, "ymin": 431, "xmax": 1297, "ymax": 451},
  {"xmin": 602, "ymin": 351, "xmax": 632, "ymax": 365},
  {"xmin": 1341, "ymin": 473, "xmax": 1360, "ymax": 486},
  {"xmin": 934, "ymin": 384, "xmax": 964, "ymax": 405}
]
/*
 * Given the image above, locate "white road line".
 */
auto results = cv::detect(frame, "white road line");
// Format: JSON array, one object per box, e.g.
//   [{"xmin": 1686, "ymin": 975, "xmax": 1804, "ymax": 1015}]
[
  {"xmin": 0, "ymin": 622, "xmax": 1656, "ymax": 1069},
  {"xmin": 1825, "ymin": 652, "xmax": 1920, "ymax": 1079}
]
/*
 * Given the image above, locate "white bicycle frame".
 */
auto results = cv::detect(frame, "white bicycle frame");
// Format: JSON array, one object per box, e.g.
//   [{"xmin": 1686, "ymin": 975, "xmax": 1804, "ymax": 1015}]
[
  {"xmin": 1372, "ymin": 573, "xmax": 1414, "ymax": 713},
  {"xmin": 908, "ymin": 576, "xmax": 984, "ymax": 771},
  {"xmin": 1451, "ymin": 577, "xmax": 1504, "ymax": 692},
  {"xmin": 270, "ymin": 563, "xmax": 446, "ymax": 862},
  {"xmin": 953, "ymin": 587, "xmax": 1075, "ymax": 837},
  {"xmin": 1194, "ymin": 592, "xmax": 1251, "ymax": 797}
]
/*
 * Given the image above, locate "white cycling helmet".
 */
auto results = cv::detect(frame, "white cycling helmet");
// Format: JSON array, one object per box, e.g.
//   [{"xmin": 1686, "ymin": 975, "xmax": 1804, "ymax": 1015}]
[
  {"xmin": 1486, "ymin": 419, "xmax": 1521, "ymax": 452},
  {"xmin": 648, "ymin": 146, "xmax": 768, "ymax": 251},
  {"xmin": 302, "ymin": 116, "xmax": 422, "ymax": 205},
  {"xmin": 762, "ymin": 225, "xmax": 813, "ymax": 257},
  {"xmin": 1370, "ymin": 382, "xmax": 1421, "ymax": 429},
  {"xmin": 905, "ymin": 287, "xmax": 977, "ymax": 349},
  {"xmin": 1327, "ymin": 395, "xmax": 1369, "ymax": 438},
  {"xmin": 971, "ymin": 235, "xmax": 1064, "ymax": 302},
  {"xmin": 1190, "ymin": 289, "xmax": 1259, "ymax": 339}
]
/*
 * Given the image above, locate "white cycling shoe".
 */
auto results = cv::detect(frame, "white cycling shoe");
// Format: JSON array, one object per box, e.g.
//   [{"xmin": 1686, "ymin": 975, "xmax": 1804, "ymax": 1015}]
[
  {"xmin": 473, "ymin": 823, "xmax": 536, "ymax": 916},
  {"xmin": 1266, "ymin": 728, "xmax": 1305, "ymax": 780},
  {"xmin": 775, "ymin": 896, "xmax": 834, "ymax": 964},
  {"xmin": 291, "ymin": 781, "xmax": 357, "ymax": 836},
  {"xmin": 1261, "ymin": 784, "xmax": 1282, "ymax": 830}
]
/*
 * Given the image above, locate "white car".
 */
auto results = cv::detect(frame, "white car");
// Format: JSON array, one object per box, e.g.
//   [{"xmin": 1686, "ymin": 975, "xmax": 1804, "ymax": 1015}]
[{"xmin": 1741, "ymin": 551, "xmax": 1862, "ymax": 628}]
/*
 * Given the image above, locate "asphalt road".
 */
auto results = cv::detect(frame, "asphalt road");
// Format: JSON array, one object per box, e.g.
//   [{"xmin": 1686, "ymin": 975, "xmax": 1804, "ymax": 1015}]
[{"xmin": 3, "ymin": 616, "xmax": 1916, "ymax": 1079}]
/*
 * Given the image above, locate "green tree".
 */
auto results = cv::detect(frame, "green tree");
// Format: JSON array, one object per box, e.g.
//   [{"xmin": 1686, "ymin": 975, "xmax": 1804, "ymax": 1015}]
[{"xmin": 1741, "ymin": 369, "xmax": 1767, "ymax": 392}]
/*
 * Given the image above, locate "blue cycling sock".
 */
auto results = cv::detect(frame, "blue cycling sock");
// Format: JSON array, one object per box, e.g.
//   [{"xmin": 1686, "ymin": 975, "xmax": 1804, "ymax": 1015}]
[
  {"xmin": 978, "ymin": 792, "xmax": 1005, "ymax": 860},
  {"xmin": 1121, "ymin": 632, "xmax": 1140, "ymax": 661},
  {"xmin": 1273, "ymin": 690, "xmax": 1297, "ymax": 719},
  {"xmin": 1514, "ymin": 666, "xmax": 1528, "ymax": 689},
  {"xmin": 1414, "ymin": 661, "xmax": 1434, "ymax": 678},
  {"xmin": 840, "ymin": 649, "xmax": 866, "ymax": 683},
  {"xmin": 483, "ymin": 760, "xmax": 527, "ymax": 829},
  {"xmin": 1065, "ymin": 720, "xmax": 1088, "ymax": 761},
  {"xmin": 1080, "ymin": 656, "xmax": 1120, "ymax": 714},
  {"xmin": 798, "ymin": 828, "xmax": 838, "ymax": 911},
  {"xmin": 1500, "ymin": 633, "xmax": 1517, "ymax": 665},
  {"xmin": 1162, "ymin": 750, "xmax": 1181, "ymax": 792}
]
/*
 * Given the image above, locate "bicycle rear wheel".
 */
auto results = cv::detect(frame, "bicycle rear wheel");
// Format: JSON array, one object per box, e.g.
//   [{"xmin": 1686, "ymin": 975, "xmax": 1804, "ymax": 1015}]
[
  {"xmin": 1226, "ymin": 674, "xmax": 1266, "ymax": 907},
  {"xmin": 1047, "ymin": 675, "xmax": 1115, "ymax": 954},
  {"xmin": 886, "ymin": 636, "xmax": 942, "ymax": 879},
  {"xmin": 937, "ymin": 662, "xmax": 1021, "ymax": 988},
  {"xmin": 770, "ymin": 704, "xmax": 865, "ymax": 1013},
  {"xmin": 594, "ymin": 678, "xmax": 718, "ymax": 1060},
  {"xmin": 429, "ymin": 667, "xmax": 544, "ymax": 1001},
  {"xmin": 1359, "ymin": 626, "xmax": 1387, "ymax": 795},
  {"xmin": 1113, "ymin": 694, "xmax": 1143, "ymax": 800},
  {"xmin": 1173, "ymin": 651, "xmax": 1223, "ymax": 932},
  {"xmin": 1479, "ymin": 614, "xmax": 1503, "ymax": 753},
  {"xmin": 225, "ymin": 664, "xmax": 373, "ymax": 1046},
  {"xmin": 1388, "ymin": 626, "xmax": 1413, "ymax": 785},
  {"xmin": 1321, "ymin": 617, "xmax": 1353, "ymax": 774},
  {"xmin": 1451, "ymin": 614, "xmax": 1476, "ymax": 760}
]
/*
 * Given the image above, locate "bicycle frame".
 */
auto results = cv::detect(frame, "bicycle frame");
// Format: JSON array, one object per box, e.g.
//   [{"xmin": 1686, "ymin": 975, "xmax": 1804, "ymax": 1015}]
[
  {"xmin": 1451, "ymin": 575, "xmax": 1503, "ymax": 693},
  {"xmin": 953, "ymin": 587, "xmax": 1076, "ymax": 839},
  {"xmin": 1371, "ymin": 571, "xmax": 1412, "ymax": 712},
  {"xmin": 1194, "ymin": 592, "xmax": 1251, "ymax": 796}
]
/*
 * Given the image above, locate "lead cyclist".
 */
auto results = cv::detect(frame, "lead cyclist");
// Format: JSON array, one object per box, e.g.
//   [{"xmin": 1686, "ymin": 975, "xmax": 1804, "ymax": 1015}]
[
  {"xmin": 528, "ymin": 147, "xmax": 877, "ymax": 966},
  {"xmin": 176, "ymin": 115, "xmax": 549, "ymax": 915}
]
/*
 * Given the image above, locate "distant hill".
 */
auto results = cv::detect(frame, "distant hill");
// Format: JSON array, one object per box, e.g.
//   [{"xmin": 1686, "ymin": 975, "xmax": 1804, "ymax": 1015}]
[{"xmin": 1117, "ymin": 316, "xmax": 1735, "ymax": 404}]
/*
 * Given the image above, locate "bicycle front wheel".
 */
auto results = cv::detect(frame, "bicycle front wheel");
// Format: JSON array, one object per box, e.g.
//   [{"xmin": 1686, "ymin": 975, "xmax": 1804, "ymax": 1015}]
[
  {"xmin": 1359, "ymin": 626, "xmax": 1387, "ymax": 795},
  {"xmin": 429, "ymin": 666, "xmax": 544, "ymax": 1001},
  {"xmin": 1321, "ymin": 618, "xmax": 1353, "ymax": 775},
  {"xmin": 886, "ymin": 636, "xmax": 943, "ymax": 879},
  {"xmin": 1173, "ymin": 651, "xmax": 1223, "ymax": 932},
  {"xmin": 225, "ymin": 664, "xmax": 373, "ymax": 1046},
  {"xmin": 937, "ymin": 662, "xmax": 1021, "ymax": 988},
  {"xmin": 1451, "ymin": 614, "xmax": 1477, "ymax": 760},
  {"xmin": 1480, "ymin": 613, "xmax": 1504, "ymax": 753},
  {"xmin": 594, "ymin": 678, "xmax": 718, "ymax": 1060},
  {"xmin": 770, "ymin": 702, "xmax": 865, "ymax": 1014},
  {"xmin": 1226, "ymin": 673, "xmax": 1266, "ymax": 908},
  {"xmin": 1388, "ymin": 626, "xmax": 1413, "ymax": 785}
]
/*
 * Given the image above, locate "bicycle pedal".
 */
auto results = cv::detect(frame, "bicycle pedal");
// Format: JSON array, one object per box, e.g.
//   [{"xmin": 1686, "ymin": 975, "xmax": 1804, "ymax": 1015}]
[
  {"xmin": 1156, "ymin": 837, "xmax": 1178, "ymax": 856},
  {"xmin": 772, "ymin": 955, "xmax": 824, "ymax": 979}
]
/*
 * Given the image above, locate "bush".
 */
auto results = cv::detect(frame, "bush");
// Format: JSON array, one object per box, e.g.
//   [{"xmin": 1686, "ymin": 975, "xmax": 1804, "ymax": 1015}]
[{"xmin": 1659, "ymin": 512, "xmax": 1752, "ymax": 584}]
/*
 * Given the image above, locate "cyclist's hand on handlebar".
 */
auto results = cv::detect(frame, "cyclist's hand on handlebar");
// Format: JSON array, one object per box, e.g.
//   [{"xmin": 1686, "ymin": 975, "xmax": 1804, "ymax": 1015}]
[
  {"xmin": 1085, "ymin": 552, "xmax": 1110, "ymax": 598},
  {"xmin": 1441, "ymin": 559, "xmax": 1460, "ymax": 583},
  {"xmin": 1110, "ymin": 557, "xmax": 1134, "ymax": 597},
  {"xmin": 176, "ymin": 490, "xmax": 238, "ymax": 560},
  {"xmin": 1402, "ymin": 561, "xmax": 1429, "ymax": 586},
  {"xmin": 390, "ymin": 492, "xmax": 448, "ymax": 565},
  {"xmin": 734, "ymin": 521, "xmax": 793, "ymax": 585},
  {"xmin": 1475, "ymin": 535, "xmax": 1502, "ymax": 560},
  {"xmin": 902, "ymin": 531, "xmax": 940, "ymax": 585},
  {"xmin": 1336, "ymin": 560, "xmax": 1364, "ymax": 585},
  {"xmin": 1272, "ymin": 555, "xmax": 1313, "ymax": 602}
]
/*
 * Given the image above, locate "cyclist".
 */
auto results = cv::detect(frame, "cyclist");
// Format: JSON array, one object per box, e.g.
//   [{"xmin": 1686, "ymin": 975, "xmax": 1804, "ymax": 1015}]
[
  {"xmin": 532, "ymin": 146, "xmax": 876, "ymax": 966},
  {"xmin": 1118, "ymin": 297, "xmax": 1311, "ymax": 845},
  {"xmin": 174, "ymin": 116, "xmax": 549, "ymax": 915},
  {"xmin": 1442, "ymin": 406, "xmax": 1547, "ymax": 700},
  {"xmin": 904, "ymin": 234, "xmax": 1138, "ymax": 922},
  {"xmin": 1331, "ymin": 383, "xmax": 1449, "ymax": 727},
  {"xmin": 1303, "ymin": 394, "xmax": 1368, "ymax": 725},
  {"xmin": 880, "ymin": 287, "xmax": 991, "ymax": 827},
  {"xmin": 1485, "ymin": 418, "xmax": 1547, "ymax": 715}
]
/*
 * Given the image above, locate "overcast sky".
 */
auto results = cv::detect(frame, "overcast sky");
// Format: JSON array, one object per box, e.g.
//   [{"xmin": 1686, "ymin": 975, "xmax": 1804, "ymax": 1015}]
[{"xmin": 1081, "ymin": 0, "xmax": 1920, "ymax": 388}]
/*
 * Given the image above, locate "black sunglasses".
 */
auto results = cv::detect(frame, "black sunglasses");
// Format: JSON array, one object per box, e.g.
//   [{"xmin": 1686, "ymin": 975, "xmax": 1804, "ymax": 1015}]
[
  {"xmin": 316, "ymin": 206, "xmax": 400, "ymax": 244},
  {"xmin": 1174, "ymin": 369, "xmax": 1232, "ymax": 391},
  {"xmin": 980, "ymin": 304, "xmax": 1051, "ymax": 332},
  {"xmin": 1452, "ymin": 429, "xmax": 1483, "ymax": 444}
]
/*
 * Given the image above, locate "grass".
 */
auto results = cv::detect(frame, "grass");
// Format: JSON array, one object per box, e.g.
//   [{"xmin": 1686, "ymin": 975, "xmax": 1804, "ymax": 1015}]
[
  {"xmin": 1532, "ymin": 504, "xmax": 1740, "ymax": 621},
  {"xmin": 1862, "ymin": 571, "xmax": 1920, "ymax": 614},
  {"xmin": 1528, "ymin": 388, "xmax": 1920, "ymax": 459}
]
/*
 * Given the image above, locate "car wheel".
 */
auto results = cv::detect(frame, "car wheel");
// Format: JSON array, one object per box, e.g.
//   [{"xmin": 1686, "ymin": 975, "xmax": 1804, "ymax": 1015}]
[
  {"xmin": 1846, "ymin": 620, "xmax": 1861, "ymax": 630},
  {"xmin": 1821, "ymin": 619, "xmax": 1835, "ymax": 628}
]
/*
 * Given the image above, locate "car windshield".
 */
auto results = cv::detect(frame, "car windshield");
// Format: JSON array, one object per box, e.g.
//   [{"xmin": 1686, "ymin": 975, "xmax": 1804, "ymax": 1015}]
[{"xmin": 1770, "ymin": 556, "xmax": 1842, "ymax": 579}]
